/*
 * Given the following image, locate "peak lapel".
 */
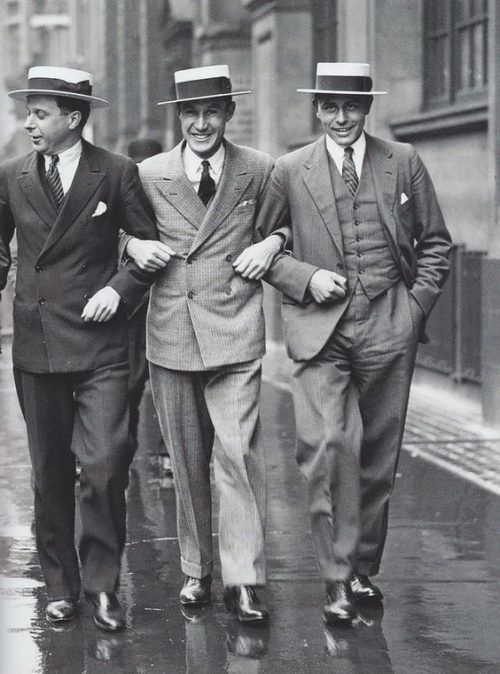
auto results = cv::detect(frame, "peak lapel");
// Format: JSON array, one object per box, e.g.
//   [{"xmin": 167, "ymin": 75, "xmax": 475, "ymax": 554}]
[
  {"xmin": 153, "ymin": 144, "xmax": 206, "ymax": 229},
  {"xmin": 17, "ymin": 152, "xmax": 56, "ymax": 230},
  {"xmin": 366, "ymin": 134, "xmax": 397, "ymax": 244},
  {"xmin": 190, "ymin": 142, "xmax": 253, "ymax": 254},
  {"xmin": 302, "ymin": 138, "xmax": 343, "ymax": 256},
  {"xmin": 39, "ymin": 142, "xmax": 105, "ymax": 259}
]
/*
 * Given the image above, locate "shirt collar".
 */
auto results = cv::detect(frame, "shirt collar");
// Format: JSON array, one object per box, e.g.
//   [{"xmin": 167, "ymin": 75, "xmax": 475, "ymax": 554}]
[
  {"xmin": 183, "ymin": 142, "xmax": 226, "ymax": 177},
  {"xmin": 44, "ymin": 140, "xmax": 83, "ymax": 169},
  {"xmin": 325, "ymin": 132, "xmax": 366, "ymax": 164}
]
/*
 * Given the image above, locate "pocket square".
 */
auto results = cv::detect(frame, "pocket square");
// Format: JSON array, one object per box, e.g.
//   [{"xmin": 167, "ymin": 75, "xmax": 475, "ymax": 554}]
[
  {"xmin": 237, "ymin": 199, "xmax": 256, "ymax": 208},
  {"xmin": 92, "ymin": 201, "xmax": 107, "ymax": 217},
  {"xmin": 400, "ymin": 192, "xmax": 409, "ymax": 205}
]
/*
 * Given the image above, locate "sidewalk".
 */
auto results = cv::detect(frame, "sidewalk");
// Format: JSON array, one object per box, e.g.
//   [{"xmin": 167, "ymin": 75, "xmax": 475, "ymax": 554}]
[{"xmin": 262, "ymin": 341, "xmax": 500, "ymax": 496}]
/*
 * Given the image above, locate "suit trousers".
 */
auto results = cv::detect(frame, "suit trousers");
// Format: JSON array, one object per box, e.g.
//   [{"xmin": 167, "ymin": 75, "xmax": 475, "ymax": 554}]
[
  {"xmin": 149, "ymin": 359, "xmax": 267, "ymax": 586},
  {"xmin": 14, "ymin": 362, "xmax": 132, "ymax": 600},
  {"xmin": 292, "ymin": 281, "xmax": 420, "ymax": 582}
]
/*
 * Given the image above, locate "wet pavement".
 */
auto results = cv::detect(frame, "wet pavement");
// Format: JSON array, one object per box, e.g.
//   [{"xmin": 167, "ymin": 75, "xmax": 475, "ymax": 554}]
[{"xmin": 1, "ymin": 340, "xmax": 499, "ymax": 673}]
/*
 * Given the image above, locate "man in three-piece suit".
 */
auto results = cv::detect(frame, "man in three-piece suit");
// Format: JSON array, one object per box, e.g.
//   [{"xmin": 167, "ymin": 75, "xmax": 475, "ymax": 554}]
[
  {"xmin": 0, "ymin": 67, "xmax": 158, "ymax": 630},
  {"xmin": 239, "ymin": 62, "xmax": 452, "ymax": 623},
  {"xmin": 123, "ymin": 65, "xmax": 285, "ymax": 623}
]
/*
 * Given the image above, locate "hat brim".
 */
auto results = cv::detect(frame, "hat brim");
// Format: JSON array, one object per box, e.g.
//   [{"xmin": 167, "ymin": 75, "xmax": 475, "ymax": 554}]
[
  {"xmin": 297, "ymin": 88, "xmax": 387, "ymax": 95},
  {"xmin": 8, "ymin": 89, "xmax": 109, "ymax": 108},
  {"xmin": 158, "ymin": 90, "xmax": 251, "ymax": 106}
]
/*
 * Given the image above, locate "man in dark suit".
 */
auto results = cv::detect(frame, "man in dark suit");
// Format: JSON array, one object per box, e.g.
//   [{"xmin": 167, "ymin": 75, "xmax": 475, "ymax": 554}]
[
  {"xmin": 0, "ymin": 67, "xmax": 158, "ymax": 631},
  {"xmin": 238, "ymin": 62, "xmax": 452, "ymax": 624}
]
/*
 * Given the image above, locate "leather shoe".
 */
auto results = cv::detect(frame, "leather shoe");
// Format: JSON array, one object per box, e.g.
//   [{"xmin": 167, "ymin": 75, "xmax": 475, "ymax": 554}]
[
  {"xmin": 46, "ymin": 599, "xmax": 77, "ymax": 623},
  {"xmin": 85, "ymin": 592, "xmax": 125, "ymax": 631},
  {"xmin": 350, "ymin": 574, "xmax": 383, "ymax": 602},
  {"xmin": 179, "ymin": 575, "xmax": 211, "ymax": 606},
  {"xmin": 323, "ymin": 581, "xmax": 357, "ymax": 624},
  {"xmin": 223, "ymin": 585, "xmax": 269, "ymax": 624}
]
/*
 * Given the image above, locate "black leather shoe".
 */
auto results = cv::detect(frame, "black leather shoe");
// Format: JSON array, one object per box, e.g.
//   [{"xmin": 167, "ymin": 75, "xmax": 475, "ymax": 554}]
[
  {"xmin": 323, "ymin": 581, "xmax": 357, "ymax": 624},
  {"xmin": 179, "ymin": 575, "xmax": 211, "ymax": 606},
  {"xmin": 85, "ymin": 592, "xmax": 125, "ymax": 632},
  {"xmin": 223, "ymin": 585, "xmax": 269, "ymax": 624},
  {"xmin": 350, "ymin": 574, "xmax": 383, "ymax": 602},
  {"xmin": 46, "ymin": 599, "xmax": 77, "ymax": 623}
]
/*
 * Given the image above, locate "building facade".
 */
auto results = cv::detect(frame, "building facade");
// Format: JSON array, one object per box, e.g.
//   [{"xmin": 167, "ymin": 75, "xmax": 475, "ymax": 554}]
[{"xmin": 1, "ymin": 0, "xmax": 499, "ymax": 426}]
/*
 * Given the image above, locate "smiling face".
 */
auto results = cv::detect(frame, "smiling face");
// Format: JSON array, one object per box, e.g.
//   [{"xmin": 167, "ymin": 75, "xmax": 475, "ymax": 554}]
[
  {"xmin": 24, "ymin": 95, "xmax": 81, "ymax": 155},
  {"xmin": 315, "ymin": 94, "xmax": 372, "ymax": 148},
  {"xmin": 177, "ymin": 98, "xmax": 235, "ymax": 159}
]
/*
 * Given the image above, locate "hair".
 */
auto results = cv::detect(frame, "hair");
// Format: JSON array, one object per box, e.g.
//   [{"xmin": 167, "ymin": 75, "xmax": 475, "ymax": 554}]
[
  {"xmin": 313, "ymin": 94, "xmax": 373, "ymax": 111},
  {"xmin": 176, "ymin": 96, "xmax": 234, "ymax": 114},
  {"xmin": 55, "ymin": 96, "xmax": 91, "ymax": 130}
]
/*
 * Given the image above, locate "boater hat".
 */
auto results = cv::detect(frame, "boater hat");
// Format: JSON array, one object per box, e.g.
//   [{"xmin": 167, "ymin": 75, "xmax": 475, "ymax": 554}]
[
  {"xmin": 158, "ymin": 65, "xmax": 251, "ymax": 105},
  {"xmin": 297, "ymin": 62, "xmax": 387, "ymax": 96},
  {"xmin": 8, "ymin": 66, "xmax": 109, "ymax": 107}
]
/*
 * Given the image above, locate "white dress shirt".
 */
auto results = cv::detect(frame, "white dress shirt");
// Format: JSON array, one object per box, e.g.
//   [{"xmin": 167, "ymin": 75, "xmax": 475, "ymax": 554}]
[
  {"xmin": 182, "ymin": 142, "xmax": 225, "ymax": 193},
  {"xmin": 326, "ymin": 132, "xmax": 366, "ymax": 179},
  {"xmin": 44, "ymin": 140, "xmax": 83, "ymax": 195}
]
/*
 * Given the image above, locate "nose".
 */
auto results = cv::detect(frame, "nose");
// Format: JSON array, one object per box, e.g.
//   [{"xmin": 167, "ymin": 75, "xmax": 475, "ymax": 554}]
[
  {"xmin": 24, "ymin": 113, "xmax": 35, "ymax": 131},
  {"xmin": 336, "ymin": 107, "xmax": 347, "ymax": 124},
  {"xmin": 194, "ymin": 113, "xmax": 208, "ymax": 130}
]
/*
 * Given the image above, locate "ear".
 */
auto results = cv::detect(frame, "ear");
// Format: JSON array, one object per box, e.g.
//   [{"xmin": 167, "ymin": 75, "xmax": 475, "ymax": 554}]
[
  {"xmin": 68, "ymin": 110, "xmax": 82, "ymax": 130},
  {"xmin": 225, "ymin": 101, "xmax": 236, "ymax": 122}
]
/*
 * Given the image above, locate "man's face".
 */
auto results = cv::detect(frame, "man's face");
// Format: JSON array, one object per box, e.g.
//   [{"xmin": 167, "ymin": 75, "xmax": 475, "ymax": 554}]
[
  {"xmin": 178, "ymin": 98, "xmax": 235, "ymax": 158},
  {"xmin": 315, "ymin": 94, "xmax": 371, "ymax": 147},
  {"xmin": 24, "ymin": 95, "xmax": 79, "ymax": 155}
]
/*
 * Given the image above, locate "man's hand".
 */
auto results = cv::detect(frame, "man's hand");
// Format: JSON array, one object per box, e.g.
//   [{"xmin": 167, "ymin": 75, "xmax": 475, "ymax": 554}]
[
  {"xmin": 233, "ymin": 234, "xmax": 283, "ymax": 280},
  {"xmin": 308, "ymin": 269, "xmax": 348, "ymax": 304},
  {"xmin": 81, "ymin": 286, "xmax": 121, "ymax": 322},
  {"xmin": 126, "ymin": 238, "xmax": 180, "ymax": 272}
]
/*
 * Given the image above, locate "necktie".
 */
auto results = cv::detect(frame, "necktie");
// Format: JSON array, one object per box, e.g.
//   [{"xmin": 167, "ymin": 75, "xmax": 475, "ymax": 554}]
[
  {"xmin": 198, "ymin": 160, "xmax": 216, "ymax": 206},
  {"xmin": 46, "ymin": 155, "xmax": 65, "ymax": 209},
  {"xmin": 342, "ymin": 146, "xmax": 358, "ymax": 197}
]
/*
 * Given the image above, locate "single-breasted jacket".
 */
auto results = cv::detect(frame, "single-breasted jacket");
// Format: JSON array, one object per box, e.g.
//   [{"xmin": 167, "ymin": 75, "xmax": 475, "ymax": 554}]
[
  {"xmin": 260, "ymin": 134, "xmax": 452, "ymax": 361},
  {"xmin": 0, "ymin": 139, "xmax": 158, "ymax": 373},
  {"xmin": 138, "ymin": 140, "xmax": 274, "ymax": 370}
]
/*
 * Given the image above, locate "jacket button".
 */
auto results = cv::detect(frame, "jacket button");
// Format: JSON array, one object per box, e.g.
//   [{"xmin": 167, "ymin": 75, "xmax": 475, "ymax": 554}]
[
  {"xmin": 83, "ymin": 294, "xmax": 90, "ymax": 300},
  {"xmin": 225, "ymin": 287, "xmax": 232, "ymax": 295},
  {"xmin": 81, "ymin": 263, "xmax": 88, "ymax": 270},
  {"xmin": 359, "ymin": 268, "xmax": 365, "ymax": 274},
  {"xmin": 225, "ymin": 254, "xmax": 233, "ymax": 263},
  {"xmin": 38, "ymin": 297, "xmax": 46, "ymax": 305},
  {"xmin": 35, "ymin": 264, "xmax": 42, "ymax": 272},
  {"xmin": 336, "ymin": 263, "xmax": 344, "ymax": 270},
  {"xmin": 187, "ymin": 291, "xmax": 195, "ymax": 299},
  {"xmin": 187, "ymin": 258, "xmax": 193, "ymax": 264}
]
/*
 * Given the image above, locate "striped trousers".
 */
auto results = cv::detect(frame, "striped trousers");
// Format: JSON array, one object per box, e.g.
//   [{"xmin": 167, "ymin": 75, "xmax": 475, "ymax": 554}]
[{"xmin": 149, "ymin": 358, "xmax": 267, "ymax": 586}]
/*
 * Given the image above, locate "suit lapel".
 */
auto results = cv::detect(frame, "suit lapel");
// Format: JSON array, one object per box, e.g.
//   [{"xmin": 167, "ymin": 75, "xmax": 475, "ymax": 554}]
[
  {"xmin": 190, "ymin": 141, "xmax": 253, "ymax": 254},
  {"xmin": 39, "ymin": 141, "xmax": 105, "ymax": 259},
  {"xmin": 17, "ymin": 152, "xmax": 56, "ymax": 230},
  {"xmin": 302, "ymin": 138, "xmax": 344, "ymax": 256},
  {"xmin": 153, "ymin": 143, "xmax": 206, "ymax": 229},
  {"xmin": 365, "ymin": 134, "xmax": 398, "ymax": 244}
]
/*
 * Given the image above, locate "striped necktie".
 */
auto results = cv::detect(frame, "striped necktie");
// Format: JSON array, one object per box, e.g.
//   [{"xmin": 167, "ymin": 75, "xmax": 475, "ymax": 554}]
[
  {"xmin": 342, "ymin": 146, "xmax": 358, "ymax": 197},
  {"xmin": 46, "ymin": 155, "xmax": 65, "ymax": 209}
]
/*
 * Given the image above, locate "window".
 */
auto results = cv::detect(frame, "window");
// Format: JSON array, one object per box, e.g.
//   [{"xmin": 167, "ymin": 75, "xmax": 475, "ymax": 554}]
[{"xmin": 424, "ymin": 0, "xmax": 488, "ymax": 108}]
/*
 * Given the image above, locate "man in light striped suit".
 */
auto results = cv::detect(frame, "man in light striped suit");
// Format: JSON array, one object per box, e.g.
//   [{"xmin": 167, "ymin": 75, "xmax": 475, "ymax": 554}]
[{"xmin": 122, "ymin": 65, "xmax": 286, "ymax": 623}]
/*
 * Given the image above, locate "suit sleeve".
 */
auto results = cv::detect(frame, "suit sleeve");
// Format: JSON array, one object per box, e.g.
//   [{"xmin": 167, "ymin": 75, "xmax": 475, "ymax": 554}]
[
  {"xmin": 106, "ymin": 160, "xmax": 159, "ymax": 314},
  {"xmin": 257, "ymin": 161, "xmax": 319, "ymax": 302},
  {"xmin": 0, "ymin": 165, "xmax": 15, "ymax": 291},
  {"xmin": 408, "ymin": 148, "xmax": 452, "ymax": 317}
]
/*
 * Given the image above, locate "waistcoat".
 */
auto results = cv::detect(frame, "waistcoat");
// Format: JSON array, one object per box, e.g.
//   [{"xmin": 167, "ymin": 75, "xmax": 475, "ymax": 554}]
[{"xmin": 329, "ymin": 155, "xmax": 401, "ymax": 298}]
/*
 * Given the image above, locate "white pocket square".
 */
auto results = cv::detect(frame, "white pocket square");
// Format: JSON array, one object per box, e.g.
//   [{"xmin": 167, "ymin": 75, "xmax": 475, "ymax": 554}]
[
  {"xmin": 92, "ymin": 201, "xmax": 107, "ymax": 217},
  {"xmin": 400, "ymin": 192, "xmax": 409, "ymax": 205},
  {"xmin": 237, "ymin": 199, "xmax": 256, "ymax": 208}
]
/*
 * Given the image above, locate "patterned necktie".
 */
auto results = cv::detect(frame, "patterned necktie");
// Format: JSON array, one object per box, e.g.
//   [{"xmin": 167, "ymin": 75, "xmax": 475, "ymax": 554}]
[
  {"xmin": 46, "ymin": 155, "xmax": 65, "ymax": 209},
  {"xmin": 342, "ymin": 146, "xmax": 358, "ymax": 197},
  {"xmin": 198, "ymin": 160, "xmax": 216, "ymax": 206}
]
